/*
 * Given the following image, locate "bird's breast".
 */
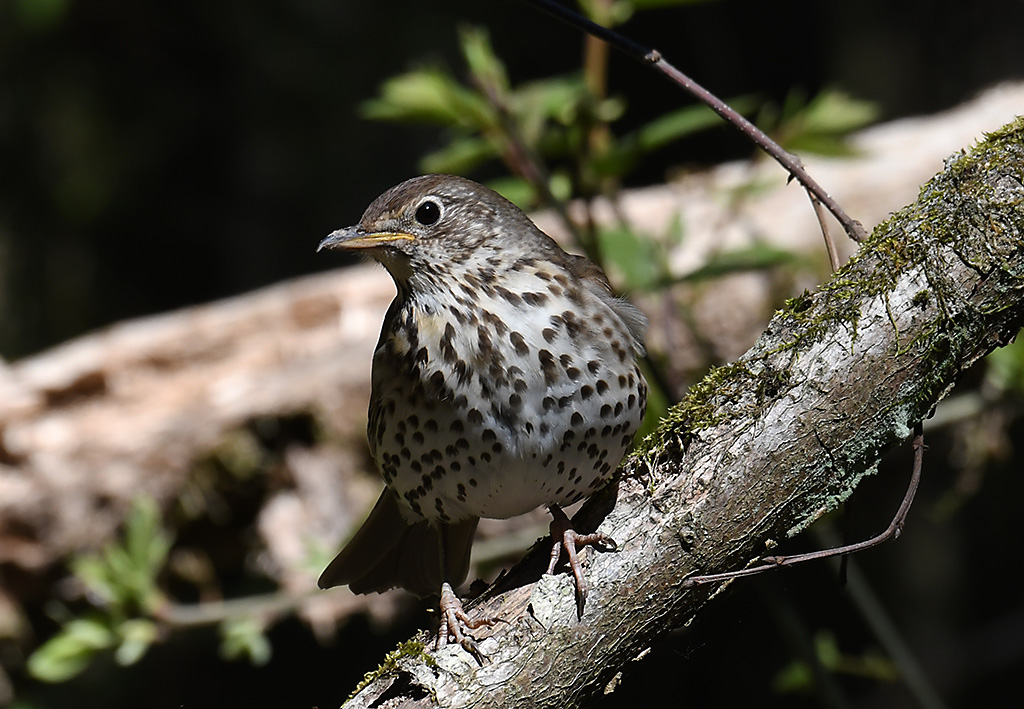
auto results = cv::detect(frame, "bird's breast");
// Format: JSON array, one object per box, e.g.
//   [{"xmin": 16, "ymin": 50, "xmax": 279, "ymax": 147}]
[{"xmin": 367, "ymin": 269, "xmax": 647, "ymax": 523}]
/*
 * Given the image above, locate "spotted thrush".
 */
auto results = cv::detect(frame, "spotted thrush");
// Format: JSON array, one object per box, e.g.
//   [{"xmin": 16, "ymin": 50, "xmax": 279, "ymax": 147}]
[{"xmin": 317, "ymin": 175, "xmax": 648, "ymax": 654}]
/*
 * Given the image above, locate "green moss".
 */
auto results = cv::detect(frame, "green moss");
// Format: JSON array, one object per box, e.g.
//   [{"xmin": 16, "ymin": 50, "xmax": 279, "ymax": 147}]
[
  {"xmin": 633, "ymin": 362, "xmax": 746, "ymax": 457},
  {"xmin": 349, "ymin": 640, "xmax": 438, "ymax": 702},
  {"xmin": 631, "ymin": 116, "xmax": 1024, "ymax": 486}
]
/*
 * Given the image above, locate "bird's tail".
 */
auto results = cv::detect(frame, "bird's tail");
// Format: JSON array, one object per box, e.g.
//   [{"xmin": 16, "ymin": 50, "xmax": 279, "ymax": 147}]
[{"xmin": 318, "ymin": 490, "xmax": 479, "ymax": 598}]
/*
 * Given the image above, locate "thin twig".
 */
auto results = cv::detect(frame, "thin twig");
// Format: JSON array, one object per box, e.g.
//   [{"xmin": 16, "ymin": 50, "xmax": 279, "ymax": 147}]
[
  {"xmin": 472, "ymin": 79, "xmax": 592, "ymax": 258},
  {"xmin": 520, "ymin": 0, "xmax": 868, "ymax": 244},
  {"xmin": 682, "ymin": 421, "xmax": 925, "ymax": 586},
  {"xmin": 811, "ymin": 197, "xmax": 841, "ymax": 272}
]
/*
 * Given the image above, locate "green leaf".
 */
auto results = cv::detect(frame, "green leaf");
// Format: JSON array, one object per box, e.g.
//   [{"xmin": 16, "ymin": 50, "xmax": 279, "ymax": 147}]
[
  {"xmin": 69, "ymin": 497, "xmax": 171, "ymax": 614},
  {"xmin": 772, "ymin": 659, "xmax": 814, "ymax": 693},
  {"xmin": 597, "ymin": 226, "xmax": 665, "ymax": 291},
  {"xmin": 770, "ymin": 88, "xmax": 880, "ymax": 156},
  {"xmin": 986, "ymin": 330, "xmax": 1024, "ymax": 394},
  {"xmin": 219, "ymin": 617, "xmax": 272, "ymax": 666},
  {"xmin": 594, "ymin": 97, "xmax": 756, "ymax": 176},
  {"xmin": 511, "ymin": 76, "xmax": 589, "ymax": 127},
  {"xmin": 27, "ymin": 617, "xmax": 115, "ymax": 682},
  {"xmin": 798, "ymin": 89, "xmax": 880, "ymax": 135},
  {"xmin": 361, "ymin": 69, "xmax": 495, "ymax": 130},
  {"xmin": 115, "ymin": 619, "xmax": 159, "ymax": 666},
  {"xmin": 421, "ymin": 136, "xmax": 498, "ymax": 175},
  {"xmin": 71, "ymin": 555, "xmax": 120, "ymax": 606},
  {"xmin": 459, "ymin": 26, "xmax": 508, "ymax": 96},
  {"xmin": 485, "ymin": 176, "xmax": 536, "ymax": 209}
]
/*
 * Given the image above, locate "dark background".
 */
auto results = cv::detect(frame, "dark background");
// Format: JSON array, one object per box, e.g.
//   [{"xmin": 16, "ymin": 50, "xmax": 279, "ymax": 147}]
[
  {"xmin": 2, "ymin": 1, "xmax": 1023, "ymax": 707},
  {"xmin": 3, "ymin": 0, "xmax": 1023, "ymax": 359}
]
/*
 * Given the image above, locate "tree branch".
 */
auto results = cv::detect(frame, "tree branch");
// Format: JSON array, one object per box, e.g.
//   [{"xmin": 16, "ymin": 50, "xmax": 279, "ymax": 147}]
[{"xmin": 343, "ymin": 119, "xmax": 1024, "ymax": 707}]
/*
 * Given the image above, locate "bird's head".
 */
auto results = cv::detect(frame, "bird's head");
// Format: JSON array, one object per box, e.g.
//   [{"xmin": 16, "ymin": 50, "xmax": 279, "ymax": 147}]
[{"xmin": 318, "ymin": 174, "xmax": 547, "ymax": 287}]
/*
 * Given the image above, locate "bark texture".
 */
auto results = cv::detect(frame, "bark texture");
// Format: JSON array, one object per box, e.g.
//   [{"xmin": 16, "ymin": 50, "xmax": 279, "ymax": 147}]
[{"xmin": 343, "ymin": 119, "xmax": 1024, "ymax": 707}]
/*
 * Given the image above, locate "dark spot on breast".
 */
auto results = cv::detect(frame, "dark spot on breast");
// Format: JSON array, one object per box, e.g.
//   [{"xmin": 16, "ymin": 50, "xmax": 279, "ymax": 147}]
[
  {"xmin": 580, "ymin": 385, "xmax": 594, "ymax": 400},
  {"xmin": 494, "ymin": 285, "xmax": 522, "ymax": 307},
  {"xmin": 597, "ymin": 380, "xmax": 609, "ymax": 394},
  {"xmin": 538, "ymin": 349, "xmax": 558, "ymax": 385},
  {"xmin": 477, "ymin": 325, "xmax": 494, "ymax": 358},
  {"xmin": 482, "ymin": 309, "xmax": 508, "ymax": 337},
  {"xmin": 571, "ymin": 412, "xmax": 584, "ymax": 426},
  {"xmin": 428, "ymin": 369, "xmax": 445, "ymax": 391},
  {"xmin": 561, "ymin": 311, "xmax": 581, "ymax": 338},
  {"xmin": 509, "ymin": 331, "xmax": 529, "ymax": 357}
]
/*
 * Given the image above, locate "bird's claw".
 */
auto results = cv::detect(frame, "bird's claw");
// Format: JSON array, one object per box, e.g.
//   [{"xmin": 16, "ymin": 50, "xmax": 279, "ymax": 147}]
[
  {"xmin": 546, "ymin": 505, "xmax": 617, "ymax": 618},
  {"xmin": 436, "ymin": 582, "xmax": 503, "ymax": 664}
]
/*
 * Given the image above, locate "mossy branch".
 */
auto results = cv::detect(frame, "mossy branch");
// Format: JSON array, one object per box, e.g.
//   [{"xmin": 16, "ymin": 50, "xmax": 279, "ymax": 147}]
[{"xmin": 344, "ymin": 118, "xmax": 1024, "ymax": 708}]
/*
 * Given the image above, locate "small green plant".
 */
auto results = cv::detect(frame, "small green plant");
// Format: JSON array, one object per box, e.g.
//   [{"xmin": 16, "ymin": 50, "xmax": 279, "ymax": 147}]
[
  {"xmin": 28, "ymin": 498, "xmax": 170, "ymax": 682},
  {"xmin": 26, "ymin": 496, "xmax": 278, "ymax": 682}
]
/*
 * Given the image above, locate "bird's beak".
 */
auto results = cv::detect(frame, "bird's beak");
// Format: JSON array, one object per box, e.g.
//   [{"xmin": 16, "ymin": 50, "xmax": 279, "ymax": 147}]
[{"xmin": 317, "ymin": 226, "xmax": 415, "ymax": 252}]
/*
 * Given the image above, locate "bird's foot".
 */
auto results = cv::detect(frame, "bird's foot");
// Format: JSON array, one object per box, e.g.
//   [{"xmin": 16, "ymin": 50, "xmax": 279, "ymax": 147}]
[
  {"xmin": 436, "ymin": 582, "xmax": 502, "ymax": 664},
  {"xmin": 546, "ymin": 505, "xmax": 617, "ymax": 618}
]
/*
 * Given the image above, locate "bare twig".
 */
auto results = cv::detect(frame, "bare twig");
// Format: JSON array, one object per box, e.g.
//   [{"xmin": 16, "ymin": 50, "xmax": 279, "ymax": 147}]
[
  {"xmin": 682, "ymin": 421, "xmax": 925, "ymax": 587},
  {"xmin": 520, "ymin": 0, "xmax": 868, "ymax": 244}
]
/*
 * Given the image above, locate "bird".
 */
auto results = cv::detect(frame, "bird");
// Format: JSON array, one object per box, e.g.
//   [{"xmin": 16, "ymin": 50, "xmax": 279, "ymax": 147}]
[{"xmin": 317, "ymin": 174, "xmax": 647, "ymax": 657}]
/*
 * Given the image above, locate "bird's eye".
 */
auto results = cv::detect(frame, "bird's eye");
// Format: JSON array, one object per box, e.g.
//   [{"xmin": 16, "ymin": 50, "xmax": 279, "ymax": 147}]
[{"xmin": 415, "ymin": 200, "xmax": 441, "ymax": 226}]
